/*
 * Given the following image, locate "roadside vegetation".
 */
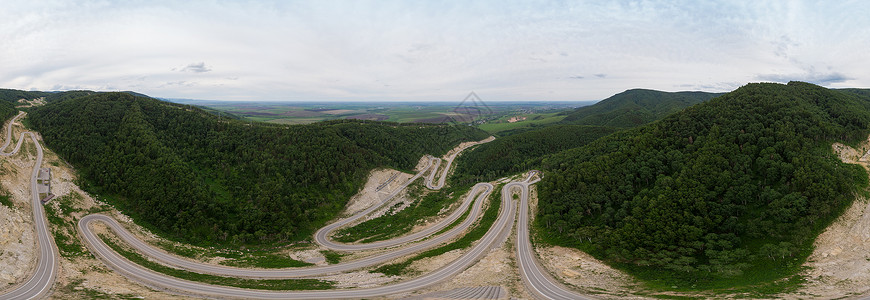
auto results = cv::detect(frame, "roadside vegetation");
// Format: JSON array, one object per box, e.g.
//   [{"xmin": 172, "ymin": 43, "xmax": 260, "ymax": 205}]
[
  {"xmin": 333, "ymin": 183, "xmax": 471, "ymax": 243},
  {"xmin": 44, "ymin": 193, "xmax": 87, "ymax": 257},
  {"xmin": 149, "ymin": 237, "xmax": 313, "ymax": 269},
  {"xmin": 0, "ymin": 192, "xmax": 12, "ymax": 208},
  {"xmin": 98, "ymin": 233, "xmax": 334, "ymax": 290},
  {"xmin": 372, "ymin": 184, "xmax": 502, "ymax": 276}
]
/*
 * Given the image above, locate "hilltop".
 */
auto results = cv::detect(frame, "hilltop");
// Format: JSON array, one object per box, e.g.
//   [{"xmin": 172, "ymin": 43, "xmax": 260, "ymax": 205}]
[
  {"xmin": 454, "ymin": 88, "xmax": 719, "ymax": 184},
  {"xmin": 26, "ymin": 92, "xmax": 489, "ymax": 245},
  {"xmin": 537, "ymin": 82, "xmax": 870, "ymax": 289},
  {"xmin": 561, "ymin": 89, "xmax": 722, "ymax": 127}
]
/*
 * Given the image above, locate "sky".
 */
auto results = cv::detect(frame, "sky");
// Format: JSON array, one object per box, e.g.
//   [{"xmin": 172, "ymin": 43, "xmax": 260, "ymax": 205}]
[{"xmin": 1, "ymin": 0, "xmax": 868, "ymax": 101}]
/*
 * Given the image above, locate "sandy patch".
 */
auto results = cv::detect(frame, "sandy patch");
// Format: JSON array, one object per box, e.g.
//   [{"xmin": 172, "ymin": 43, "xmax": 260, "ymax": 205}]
[
  {"xmin": 343, "ymin": 168, "xmax": 414, "ymax": 217},
  {"xmin": 317, "ymin": 270, "xmax": 399, "ymax": 289},
  {"xmin": 790, "ymin": 140, "xmax": 870, "ymax": 299},
  {"xmin": 0, "ymin": 115, "xmax": 37, "ymax": 290}
]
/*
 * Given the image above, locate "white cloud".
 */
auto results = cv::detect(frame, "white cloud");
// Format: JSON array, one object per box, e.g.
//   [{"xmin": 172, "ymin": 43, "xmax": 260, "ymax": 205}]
[
  {"xmin": 0, "ymin": 0, "xmax": 868, "ymax": 101},
  {"xmin": 179, "ymin": 62, "xmax": 212, "ymax": 73}
]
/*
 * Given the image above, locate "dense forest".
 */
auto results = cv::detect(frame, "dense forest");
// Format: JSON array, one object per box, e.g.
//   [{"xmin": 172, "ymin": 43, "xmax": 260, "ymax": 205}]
[
  {"xmin": 0, "ymin": 100, "xmax": 15, "ymax": 121},
  {"xmin": 28, "ymin": 92, "xmax": 489, "ymax": 245},
  {"xmin": 453, "ymin": 125, "xmax": 617, "ymax": 185},
  {"xmin": 0, "ymin": 88, "xmax": 49, "ymax": 103},
  {"xmin": 454, "ymin": 89, "xmax": 717, "ymax": 183},
  {"xmin": 538, "ymin": 82, "xmax": 870, "ymax": 282},
  {"xmin": 561, "ymin": 89, "xmax": 721, "ymax": 127}
]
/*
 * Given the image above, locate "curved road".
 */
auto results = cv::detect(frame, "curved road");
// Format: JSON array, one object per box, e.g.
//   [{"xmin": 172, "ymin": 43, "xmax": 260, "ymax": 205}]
[
  {"xmin": 316, "ymin": 136, "xmax": 493, "ymax": 251},
  {"xmin": 514, "ymin": 171, "xmax": 591, "ymax": 300},
  {"xmin": 425, "ymin": 137, "xmax": 493, "ymax": 190},
  {"xmin": 77, "ymin": 175, "xmax": 518, "ymax": 299},
  {"xmin": 0, "ymin": 112, "xmax": 57, "ymax": 300},
  {"xmin": 0, "ymin": 110, "xmax": 587, "ymax": 300},
  {"xmin": 79, "ymin": 182, "xmax": 493, "ymax": 278}
]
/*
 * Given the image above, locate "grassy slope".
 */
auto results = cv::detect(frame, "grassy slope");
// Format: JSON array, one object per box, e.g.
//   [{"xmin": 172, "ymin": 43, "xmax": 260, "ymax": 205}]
[{"xmin": 477, "ymin": 112, "xmax": 566, "ymax": 135}]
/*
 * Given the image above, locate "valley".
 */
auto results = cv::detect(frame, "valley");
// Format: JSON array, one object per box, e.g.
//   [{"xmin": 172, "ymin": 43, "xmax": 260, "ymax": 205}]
[{"xmin": 2, "ymin": 83, "xmax": 870, "ymax": 299}]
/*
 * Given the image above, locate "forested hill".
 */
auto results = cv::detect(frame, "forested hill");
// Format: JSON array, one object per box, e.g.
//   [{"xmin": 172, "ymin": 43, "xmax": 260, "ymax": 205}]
[
  {"xmin": 561, "ymin": 89, "xmax": 722, "ymax": 127},
  {"xmin": 29, "ymin": 93, "xmax": 489, "ymax": 245},
  {"xmin": 0, "ymin": 100, "xmax": 15, "ymax": 121},
  {"xmin": 0, "ymin": 88, "xmax": 49, "ymax": 102},
  {"xmin": 0, "ymin": 88, "xmax": 97, "ymax": 103},
  {"xmin": 538, "ymin": 82, "xmax": 870, "ymax": 286},
  {"xmin": 454, "ymin": 88, "xmax": 716, "ymax": 184}
]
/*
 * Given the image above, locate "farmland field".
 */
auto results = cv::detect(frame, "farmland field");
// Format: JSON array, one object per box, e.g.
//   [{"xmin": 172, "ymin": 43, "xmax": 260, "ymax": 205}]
[{"xmin": 166, "ymin": 99, "xmax": 594, "ymax": 134}]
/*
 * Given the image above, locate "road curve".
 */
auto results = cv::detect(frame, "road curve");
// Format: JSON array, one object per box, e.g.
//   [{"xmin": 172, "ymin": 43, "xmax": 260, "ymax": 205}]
[
  {"xmin": 0, "ymin": 111, "xmax": 588, "ymax": 300},
  {"xmin": 79, "ymin": 182, "xmax": 493, "ymax": 278},
  {"xmin": 312, "ymin": 156, "xmax": 436, "ymax": 251},
  {"xmin": 0, "ymin": 112, "xmax": 58, "ymax": 300},
  {"xmin": 425, "ymin": 137, "xmax": 493, "ymax": 190},
  {"xmin": 316, "ymin": 136, "xmax": 493, "ymax": 251},
  {"xmin": 77, "ymin": 177, "xmax": 518, "ymax": 299},
  {"xmin": 515, "ymin": 171, "xmax": 591, "ymax": 300}
]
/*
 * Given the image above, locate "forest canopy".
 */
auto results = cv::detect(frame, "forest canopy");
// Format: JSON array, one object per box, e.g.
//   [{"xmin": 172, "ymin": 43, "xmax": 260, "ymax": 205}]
[
  {"xmin": 538, "ymin": 82, "xmax": 870, "ymax": 282},
  {"xmin": 453, "ymin": 89, "xmax": 716, "ymax": 185},
  {"xmin": 28, "ymin": 93, "xmax": 489, "ymax": 245},
  {"xmin": 561, "ymin": 89, "xmax": 721, "ymax": 127}
]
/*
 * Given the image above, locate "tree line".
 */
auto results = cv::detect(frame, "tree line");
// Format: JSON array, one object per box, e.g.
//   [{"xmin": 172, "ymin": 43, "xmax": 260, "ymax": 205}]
[
  {"xmin": 29, "ymin": 92, "xmax": 489, "ymax": 246},
  {"xmin": 537, "ymin": 82, "xmax": 870, "ymax": 280}
]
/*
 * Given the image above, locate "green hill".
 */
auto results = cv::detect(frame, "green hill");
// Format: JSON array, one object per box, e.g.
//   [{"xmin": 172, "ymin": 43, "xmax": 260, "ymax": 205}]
[
  {"xmin": 457, "ymin": 88, "xmax": 717, "ymax": 184},
  {"xmin": 29, "ymin": 92, "xmax": 489, "ymax": 245},
  {"xmin": 538, "ymin": 82, "xmax": 870, "ymax": 289},
  {"xmin": 454, "ymin": 125, "xmax": 618, "ymax": 185},
  {"xmin": 561, "ymin": 89, "xmax": 722, "ymax": 127},
  {"xmin": 0, "ymin": 88, "xmax": 50, "ymax": 102},
  {"xmin": 0, "ymin": 100, "xmax": 16, "ymax": 121},
  {"xmin": 0, "ymin": 88, "xmax": 97, "ymax": 104}
]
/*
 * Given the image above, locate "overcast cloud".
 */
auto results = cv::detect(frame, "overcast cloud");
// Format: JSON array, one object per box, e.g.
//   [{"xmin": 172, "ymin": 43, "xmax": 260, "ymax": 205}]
[{"xmin": 1, "ymin": 0, "xmax": 868, "ymax": 101}]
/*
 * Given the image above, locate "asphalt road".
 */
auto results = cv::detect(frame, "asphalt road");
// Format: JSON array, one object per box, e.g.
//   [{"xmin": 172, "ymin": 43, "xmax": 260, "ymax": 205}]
[
  {"xmin": 79, "ymin": 182, "xmax": 493, "ymax": 278},
  {"xmin": 425, "ymin": 137, "xmax": 493, "ymax": 190},
  {"xmin": 0, "ymin": 112, "xmax": 57, "ymax": 300},
  {"xmin": 514, "ymin": 171, "xmax": 591, "ymax": 300},
  {"xmin": 0, "ymin": 114, "xmax": 586, "ymax": 300},
  {"xmin": 77, "ymin": 174, "xmax": 517, "ymax": 299},
  {"xmin": 316, "ymin": 137, "xmax": 492, "ymax": 251}
]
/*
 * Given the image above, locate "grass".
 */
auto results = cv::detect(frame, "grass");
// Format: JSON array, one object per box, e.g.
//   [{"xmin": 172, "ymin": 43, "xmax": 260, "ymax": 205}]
[
  {"xmin": 219, "ymin": 252, "xmax": 313, "ymax": 268},
  {"xmin": 321, "ymin": 250, "xmax": 345, "ymax": 264},
  {"xmin": 59, "ymin": 278, "xmax": 140, "ymax": 299},
  {"xmin": 98, "ymin": 233, "xmax": 334, "ymax": 290},
  {"xmin": 0, "ymin": 193, "xmax": 12, "ymax": 208},
  {"xmin": 43, "ymin": 193, "xmax": 86, "ymax": 257},
  {"xmin": 477, "ymin": 112, "xmax": 566, "ymax": 134},
  {"xmin": 371, "ymin": 184, "xmax": 501, "ymax": 276},
  {"xmin": 151, "ymin": 239, "xmax": 314, "ymax": 269},
  {"xmin": 333, "ymin": 183, "xmax": 471, "ymax": 243}
]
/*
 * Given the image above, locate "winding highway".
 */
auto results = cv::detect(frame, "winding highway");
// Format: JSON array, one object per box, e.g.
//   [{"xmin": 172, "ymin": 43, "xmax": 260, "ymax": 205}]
[
  {"xmin": 0, "ymin": 112, "xmax": 57, "ymax": 300},
  {"xmin": 514, "ymin": 171, "xmax": 590, "ymax": 300},
  {"xmin": 79, "ymin": 182, "xmax": 493, "ymax": 278},
  {"xmin": 316, "ymin": 137, "xmax": 493, "ymax": 251},
  {"xmin": 75, "ymin": 173, "xmax": 520, "ymax": 299},
  {"xmin": 0, "ymin": 109, "xmax": 589, "ymax": 299}
]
